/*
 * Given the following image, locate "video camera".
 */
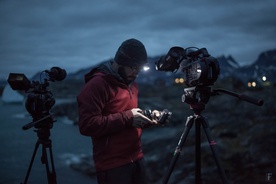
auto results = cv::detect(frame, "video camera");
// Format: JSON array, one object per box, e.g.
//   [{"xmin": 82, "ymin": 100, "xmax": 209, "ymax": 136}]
[
  {"xmin": 155, "ymin": 47, "xmax": 220, "ymax": 87},
  {"xmin": 7, "ymin": 67, "xmax": 67, "ymax": 130}
]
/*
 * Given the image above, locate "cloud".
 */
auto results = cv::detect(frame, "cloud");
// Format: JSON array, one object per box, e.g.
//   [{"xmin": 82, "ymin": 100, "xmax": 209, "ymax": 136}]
[{"xmin": 0, "ymin": 0, "xmax": 275, "ymax": 79}]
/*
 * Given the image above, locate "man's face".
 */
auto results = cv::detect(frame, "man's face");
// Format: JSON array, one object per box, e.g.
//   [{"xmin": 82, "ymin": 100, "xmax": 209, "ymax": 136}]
[{"xmin": 118, "ymin": 65, "xmax": 142, "ymax": 85}]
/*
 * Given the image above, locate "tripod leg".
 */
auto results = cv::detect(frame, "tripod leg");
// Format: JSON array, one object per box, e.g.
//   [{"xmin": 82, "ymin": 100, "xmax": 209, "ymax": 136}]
[
  {"xmin": 48, "ymin": 141, "xmax": 57, "ymax": 184},
  {"xmin": 41, "ymin": 140, "xmax": 57, "ymax": 184},
  {"xmin": 201, "ymin": 116, "xmax": 229, "ymax": 184},
  {"xmin": 195, "ymin": 116, "xmax": 202, "ymax": 184},
  {"xmin": 163, "ymin": 116, "xmax": 194, "ymax": 184},
  {"xmin": 22, "ymin": 140, "xmax": 40, "ymax": 184}
]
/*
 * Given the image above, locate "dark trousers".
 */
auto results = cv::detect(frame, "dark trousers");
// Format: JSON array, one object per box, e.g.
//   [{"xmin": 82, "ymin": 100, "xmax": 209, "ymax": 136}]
[{"xmin": 96, "ymin": 159, "xmax": 148, "ymax": 184}]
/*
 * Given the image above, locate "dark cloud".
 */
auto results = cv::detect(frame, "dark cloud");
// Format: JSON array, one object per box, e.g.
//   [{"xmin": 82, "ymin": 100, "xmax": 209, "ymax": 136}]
[{"xmin": 0, "ymin": 0, "xmax": 275, "ymax": 79}]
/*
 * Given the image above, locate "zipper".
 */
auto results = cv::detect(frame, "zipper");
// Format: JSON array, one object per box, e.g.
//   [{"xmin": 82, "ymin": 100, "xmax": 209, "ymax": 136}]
[{"xmin": 128, "ymin": 87, "xmax": 133, "ymax": 99}]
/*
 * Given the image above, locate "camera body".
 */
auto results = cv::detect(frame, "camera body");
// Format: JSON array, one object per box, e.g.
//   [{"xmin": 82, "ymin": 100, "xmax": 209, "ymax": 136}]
[
  {"xmin": 143, "ymin": 109, "xmax": 172, "ymax": 125},
  {"xmin": 155, "ymin": 47, "xmax": 220, "ymax": 87}
]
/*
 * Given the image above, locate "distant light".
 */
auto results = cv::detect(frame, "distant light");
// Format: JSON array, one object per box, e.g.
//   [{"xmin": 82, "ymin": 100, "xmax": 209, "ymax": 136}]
[
  {"xmin": 143, "ymin": 66, "xmax": 150, "ymax": 71},
  {"xmin": 174, "ymin": 78, "xmax": 185, "ymax": 84},
  {"xmin": 262, "ymin": 76, "xmax": 267, "ymax": 81},
  {"xmin": 197, "ymin": 69, "xmax": 202, "ymax": 73},
  {"xmin": 248, "ymin": 81, "xmax": 257, "ymax": 87}
]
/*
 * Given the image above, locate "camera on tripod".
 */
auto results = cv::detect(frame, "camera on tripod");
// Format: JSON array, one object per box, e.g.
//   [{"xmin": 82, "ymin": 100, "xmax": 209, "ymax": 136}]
[
  {"xmin": 7, "ymin": 67, "xmax": 67, "ymax": 130},
  {"xmin": 154, "ymin": 46, "xmax": 264, "ymax": 184},
  {"xmin": 155, "ymin": 46, "xmax": 220, "ymax": 87},
  {"xmin": 7, "ymin": 67, "xmax": 66, "ymax": 184}
]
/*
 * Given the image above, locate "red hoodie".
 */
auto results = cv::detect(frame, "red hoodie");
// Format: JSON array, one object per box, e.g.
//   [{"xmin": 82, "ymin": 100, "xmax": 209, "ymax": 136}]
[{"xmin": 77, "ymin": 65, "xmax": 143, "ymax": 172}]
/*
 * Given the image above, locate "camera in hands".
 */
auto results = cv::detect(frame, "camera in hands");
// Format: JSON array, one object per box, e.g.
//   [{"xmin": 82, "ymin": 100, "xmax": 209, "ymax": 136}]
[{"xmin": 143, "ymin": 109, "xmax": 172, "ymax": 125}]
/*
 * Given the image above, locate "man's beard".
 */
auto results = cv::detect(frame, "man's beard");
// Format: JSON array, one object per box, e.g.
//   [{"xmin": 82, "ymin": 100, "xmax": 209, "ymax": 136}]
[{"xmin": 118, "ymin": 67, "xmax": 137, "ymax": 85}]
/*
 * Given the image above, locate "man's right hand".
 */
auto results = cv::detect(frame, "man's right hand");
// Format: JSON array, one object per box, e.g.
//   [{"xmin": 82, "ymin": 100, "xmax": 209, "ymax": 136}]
[{"xmin": 131, "ymin": 108, "xmax": 157, "ymax": 128}]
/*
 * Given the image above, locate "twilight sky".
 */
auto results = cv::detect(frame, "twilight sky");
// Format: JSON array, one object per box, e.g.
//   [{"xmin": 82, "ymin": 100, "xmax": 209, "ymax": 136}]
[{"xmin": 0, "ymin": 0, "xmax": 275, "ymax": 80}]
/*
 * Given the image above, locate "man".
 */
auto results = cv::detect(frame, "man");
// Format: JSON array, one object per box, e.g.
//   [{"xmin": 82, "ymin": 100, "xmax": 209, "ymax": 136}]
[{"xmin": 77, "ymin": 38, "xmax": 159, "ymax": 184}]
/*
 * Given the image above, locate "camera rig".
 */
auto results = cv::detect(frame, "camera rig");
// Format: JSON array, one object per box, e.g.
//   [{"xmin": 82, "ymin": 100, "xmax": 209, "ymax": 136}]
[
  {"xmin": 155, "ymin": 46, "xmax": 264, "ymax": 184},
  {"xmin": 7, "ymin": 67, "xmax": 66, "ymax": 184},
  {"xmin": 155, "ymin": 46, "xmax": 263, "ymax": 107},
  {"xmin": 7, "ymin": 67, "xmax": 66, "ymax": 130},
  {"xmin": 155, "ymin": 46, "xmax": 219, "ymax": 87}
]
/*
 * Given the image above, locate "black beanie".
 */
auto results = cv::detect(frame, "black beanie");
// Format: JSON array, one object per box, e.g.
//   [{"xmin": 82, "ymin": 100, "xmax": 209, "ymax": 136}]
[{"xmin": 114, "ymin": 38, "xmax": 147, "ymax": 67}]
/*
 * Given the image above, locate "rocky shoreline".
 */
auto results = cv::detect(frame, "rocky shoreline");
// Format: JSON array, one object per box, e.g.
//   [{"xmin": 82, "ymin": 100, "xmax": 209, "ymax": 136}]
[{"xmin": 52, "ymin": 82, "xmax": 275, "ymax": 184}]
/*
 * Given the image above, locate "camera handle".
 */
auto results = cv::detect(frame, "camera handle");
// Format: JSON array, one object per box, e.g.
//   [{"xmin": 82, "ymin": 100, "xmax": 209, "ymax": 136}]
[
  {"xmin": 22, "ymin": 114, "xmax": 54, "ymax": 130},
  {"xmin": 21, "ymin": 119, "xmax": 57, "ymax": 184},
  {"xmin": 213, "ymin": 88, "xmax": 264, "ymax": 106}
]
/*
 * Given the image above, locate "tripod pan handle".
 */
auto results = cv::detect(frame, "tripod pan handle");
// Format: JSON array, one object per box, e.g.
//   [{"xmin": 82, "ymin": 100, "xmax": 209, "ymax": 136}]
[{"xmin": 239, "ymin": 94, "xmax": 264, "ymax": 106}]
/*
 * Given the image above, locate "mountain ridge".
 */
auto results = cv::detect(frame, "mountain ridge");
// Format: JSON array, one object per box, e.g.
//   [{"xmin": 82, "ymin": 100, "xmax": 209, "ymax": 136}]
[{"xmin": 67, "ymin": 49, "xmax": 276, "ymax": 86}]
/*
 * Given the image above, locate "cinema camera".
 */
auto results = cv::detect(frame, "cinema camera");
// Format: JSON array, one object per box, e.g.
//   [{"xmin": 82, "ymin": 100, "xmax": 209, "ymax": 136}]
[
  {"xmin": 7, "ymin": 67, "xmax": 67, "ymax": 130},
  {"xmin": 155, "ymin": 46, "xmax": 219, "ymax": 87}
]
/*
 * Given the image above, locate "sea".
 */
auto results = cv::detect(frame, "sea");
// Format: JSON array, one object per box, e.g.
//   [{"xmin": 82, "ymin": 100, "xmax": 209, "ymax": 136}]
[{"xmin": 0, "ymin": 100, "xmax": 97, "ymax": 184}]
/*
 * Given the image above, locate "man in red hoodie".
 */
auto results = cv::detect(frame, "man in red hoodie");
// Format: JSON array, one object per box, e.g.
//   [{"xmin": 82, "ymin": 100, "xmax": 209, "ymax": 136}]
[{"xmin": 77, "ymin": 38, "xmax": 159, "ymax": 184}]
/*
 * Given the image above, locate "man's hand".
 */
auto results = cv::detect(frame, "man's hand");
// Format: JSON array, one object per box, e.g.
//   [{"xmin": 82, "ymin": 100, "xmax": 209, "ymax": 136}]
[{"xmin": 131, "ymin": 108, "xmax": 158, "ymax": 128}]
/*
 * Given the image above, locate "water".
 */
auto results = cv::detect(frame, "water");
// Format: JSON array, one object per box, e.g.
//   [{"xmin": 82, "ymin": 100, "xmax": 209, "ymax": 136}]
[{"xmin": 0, "ymin": 101, "xmax": 97, "ymax": 184}]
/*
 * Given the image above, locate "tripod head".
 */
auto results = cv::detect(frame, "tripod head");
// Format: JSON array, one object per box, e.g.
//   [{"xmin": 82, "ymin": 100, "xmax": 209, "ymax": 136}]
[
  {"xmin": 181, "ymin": 85, "xmax": 212, "ymax": 113},
  {"xmin": 182, "ymin": 85, "xmax": 264, "ymax": 114}
]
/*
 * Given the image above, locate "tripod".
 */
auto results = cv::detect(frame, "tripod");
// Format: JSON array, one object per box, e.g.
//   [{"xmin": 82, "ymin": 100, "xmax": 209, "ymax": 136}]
[
  {"xmin": 21, "ymin": 115, "xmax": 57, "ymax": 184},
  {"xmin": 162, "ymin": 85, "xmax": 263, "ymax": 184}
]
